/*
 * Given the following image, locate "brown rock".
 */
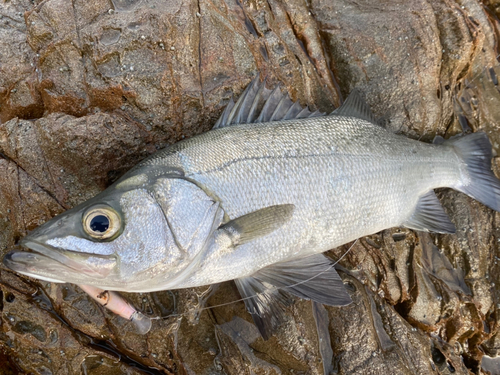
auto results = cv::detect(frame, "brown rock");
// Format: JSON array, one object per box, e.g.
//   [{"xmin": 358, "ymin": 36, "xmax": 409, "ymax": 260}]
[{"xmin": 1, "ymin": 0, "xmax": 500, "ymax": 373}]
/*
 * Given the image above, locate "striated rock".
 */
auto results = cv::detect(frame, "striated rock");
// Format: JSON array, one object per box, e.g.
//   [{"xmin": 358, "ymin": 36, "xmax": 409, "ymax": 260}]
[
  {"xmin": 1, "ymin": 0, "xmax": 500, "ymax": 374},
  {"xmin": 0, "ymin": 0, "xmax": 44, "ymax": 124}
]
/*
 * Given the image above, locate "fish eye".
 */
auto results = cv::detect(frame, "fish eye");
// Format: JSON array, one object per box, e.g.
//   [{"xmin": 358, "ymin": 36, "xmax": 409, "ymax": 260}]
[
  {"xmin": 90, "ymin": 215, "xmax": 109, "ymax": 233},
  {"xmin": 83, "ymin": 206, "xmax": 122, "ymax": 240}
]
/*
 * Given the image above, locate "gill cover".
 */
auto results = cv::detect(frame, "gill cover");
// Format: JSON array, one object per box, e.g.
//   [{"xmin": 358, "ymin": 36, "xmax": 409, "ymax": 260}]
[
  {"xmin": 150, "ymin": 177, "xmax": 223, "ymax": 254},
  {"xmin": 116, "ymin": 173, "xmax": 224, "ymax": 291}
]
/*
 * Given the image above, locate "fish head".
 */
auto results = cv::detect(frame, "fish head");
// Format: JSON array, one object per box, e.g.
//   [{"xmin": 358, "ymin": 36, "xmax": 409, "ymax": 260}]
[{"xmin": 3, "ymin": 170, "xmax": 224, "ymax": 291}]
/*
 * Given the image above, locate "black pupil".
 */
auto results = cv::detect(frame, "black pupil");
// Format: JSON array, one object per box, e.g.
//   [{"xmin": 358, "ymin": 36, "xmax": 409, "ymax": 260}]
[{"xmin": 90, "ymin": 215, "xmax": 110, "ymax": 233}]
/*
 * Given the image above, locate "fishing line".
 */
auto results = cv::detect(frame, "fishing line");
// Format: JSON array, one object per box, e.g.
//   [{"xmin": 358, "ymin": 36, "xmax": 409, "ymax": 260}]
[{"xmin": 149, "ymin": 239, "xmax": 359, "ymax": 321}]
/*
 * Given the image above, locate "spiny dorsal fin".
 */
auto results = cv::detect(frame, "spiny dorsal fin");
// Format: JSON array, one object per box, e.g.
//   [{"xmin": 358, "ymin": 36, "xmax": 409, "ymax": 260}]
[
  {"xmin": 331, "ymin": 89, "xmax": 379, "ymax": 125},
  {"xmin": 403, "ymin": 190, "xmax": 456, "ymax": 234},
  {"xmin": 213, "ymin": 76, "xmax": 323, "ymax": 128}
]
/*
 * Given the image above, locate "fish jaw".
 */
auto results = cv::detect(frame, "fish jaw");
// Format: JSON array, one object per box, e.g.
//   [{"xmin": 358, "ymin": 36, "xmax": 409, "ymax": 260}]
[{"xmin": 3, "ymin": 239, "xmax": 117, "ymax": 284}]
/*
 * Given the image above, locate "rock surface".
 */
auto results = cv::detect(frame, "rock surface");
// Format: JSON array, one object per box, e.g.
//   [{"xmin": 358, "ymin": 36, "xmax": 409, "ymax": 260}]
[{"xmin": 0, "ymin": 0, "xmax": 500, "ymax": 374}]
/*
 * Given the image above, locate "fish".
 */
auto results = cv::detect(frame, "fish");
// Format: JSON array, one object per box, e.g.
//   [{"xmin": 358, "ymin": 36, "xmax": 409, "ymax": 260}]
[{"xmin": 3, "ymin": 77, "xmax": 500, "ymax": 339}]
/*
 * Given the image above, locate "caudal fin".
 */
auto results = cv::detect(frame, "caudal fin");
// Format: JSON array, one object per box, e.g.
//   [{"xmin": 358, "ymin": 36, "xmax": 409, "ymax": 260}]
[{"xmin": 448, "ymin": 132, "xmax": 500, "ymax": 211}]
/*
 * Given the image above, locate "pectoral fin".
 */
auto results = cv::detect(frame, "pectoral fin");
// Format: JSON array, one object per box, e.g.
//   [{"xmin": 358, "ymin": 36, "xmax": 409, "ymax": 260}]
[
  {"xmin": 403, "ymin": 190, "xmax": 456, "ymax": 234},
  {"xmin": 219, "ymin": 204, "xmax": 295, "ymax": 247},
  {"xmin": 235, "ymin": 254, "xmax": 352, "ymax": 339}
]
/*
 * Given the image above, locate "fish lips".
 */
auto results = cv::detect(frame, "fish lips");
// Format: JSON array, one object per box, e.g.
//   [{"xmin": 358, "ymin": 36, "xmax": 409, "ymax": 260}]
[{"xmin": 3, "ymin": 239, "xmax": 116, "ymax": 283}]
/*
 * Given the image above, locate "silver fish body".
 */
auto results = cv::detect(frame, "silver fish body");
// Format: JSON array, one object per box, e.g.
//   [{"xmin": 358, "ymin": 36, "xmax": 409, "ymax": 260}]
[
  {"xmin": 141, "ymin": 117, "xmax": 461, "ymax": 288},
  {"xmin": 4, "ymin": 79, "xmax": 500, "ymax": 338}
]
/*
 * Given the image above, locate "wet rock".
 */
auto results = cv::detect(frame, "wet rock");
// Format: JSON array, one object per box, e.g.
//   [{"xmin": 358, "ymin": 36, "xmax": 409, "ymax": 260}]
[
  {"xmin": 216, "ymin": 317, "xmax": 281, "ymax": 374},
  {"xmin": 0, "ymin": 0, "xmax": 44, "ymax": 123},
  {"xmin": 0, "ymin": 112, "xmax": 154, "ymax": 209},
  {"xmin": 0, "ymin": 0, "xmax": 500, "ymax": 374}
]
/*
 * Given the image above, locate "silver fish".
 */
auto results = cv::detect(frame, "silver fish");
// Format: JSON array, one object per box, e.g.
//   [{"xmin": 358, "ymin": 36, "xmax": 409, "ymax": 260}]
[{"xmin": 4, "ymin": 77, "xmax": 500, "ymax": 338}]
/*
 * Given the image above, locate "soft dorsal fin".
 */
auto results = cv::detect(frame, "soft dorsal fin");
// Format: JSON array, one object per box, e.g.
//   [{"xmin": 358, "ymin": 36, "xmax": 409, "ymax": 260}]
[
  {"xmin": 213, "ymin": 76, "xmax": 323, "ymax": 128},
  {"xmin": 235, "ymin": 254, "xmax": 352, "ymax": 339},
  {"xmin": 403, "ymin": 190, "xmax": 456, "ymax": 234},
  {"xmin": 330, "ymin": 89, "xmax": 379, "ymax": 124}
]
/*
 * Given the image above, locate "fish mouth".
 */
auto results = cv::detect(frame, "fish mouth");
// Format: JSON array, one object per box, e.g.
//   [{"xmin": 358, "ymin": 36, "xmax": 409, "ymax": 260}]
[{"xmin": 3, "ymin": 240, "xmax": 115, "ymax": 283}]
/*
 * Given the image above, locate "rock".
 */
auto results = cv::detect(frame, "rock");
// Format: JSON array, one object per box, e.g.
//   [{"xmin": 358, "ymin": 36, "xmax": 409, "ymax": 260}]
[
  {"xmin": 0, "ymin": 0, "xmax": 44, "ymax": 124},
  {"xmin": 1, "ymin": 0, "xmax": 500, "ymax": 373}
]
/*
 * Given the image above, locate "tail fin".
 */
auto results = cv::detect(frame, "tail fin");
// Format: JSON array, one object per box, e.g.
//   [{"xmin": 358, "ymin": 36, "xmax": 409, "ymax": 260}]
[{"xmin": 447, "ymin": 132, "xmax": 500, "ymax": 212}]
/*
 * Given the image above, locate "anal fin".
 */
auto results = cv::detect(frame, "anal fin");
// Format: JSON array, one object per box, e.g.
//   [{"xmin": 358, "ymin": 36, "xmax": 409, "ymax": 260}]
[{"xmin": 403, "ymin": 190, "xmax": 456, "ymax": 234}]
